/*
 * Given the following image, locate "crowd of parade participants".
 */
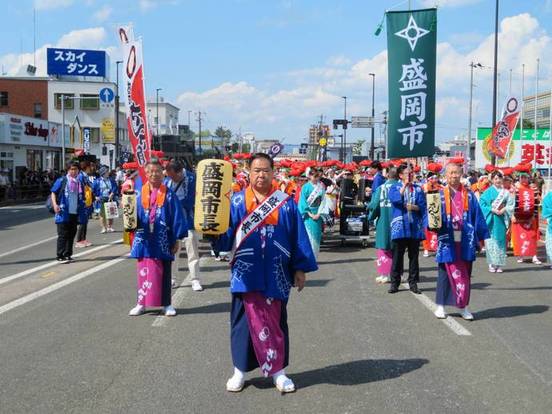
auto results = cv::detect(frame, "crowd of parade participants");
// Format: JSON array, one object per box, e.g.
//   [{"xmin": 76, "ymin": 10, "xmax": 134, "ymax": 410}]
[{"xmin": 49, "ymin": 151, "xmax": 552, "ymax": 393}]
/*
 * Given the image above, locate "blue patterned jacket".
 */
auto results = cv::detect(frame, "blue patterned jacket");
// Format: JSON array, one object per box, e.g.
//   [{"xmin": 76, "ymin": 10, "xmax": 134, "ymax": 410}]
[
  {"xmin": 217, "ymin": 191, "xmax": 318, "ymax": 300},
  {"xmin": 388, "ymin": 182, "xmax": 427, "ymax": 241},
  {"xmin": 435, "ymin": 189, "xmax": 490, "ymax": 263}
]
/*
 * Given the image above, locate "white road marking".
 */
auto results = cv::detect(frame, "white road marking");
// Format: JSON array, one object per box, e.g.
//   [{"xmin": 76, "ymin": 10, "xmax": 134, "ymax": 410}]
[
  {"xmin": 0, "ymin": 256, "xmax": 128, "ymax": 316},
  {"xmin": 402, "ymin": 283, "xmax": 472, "ymax": 336},
  {"xmin": 0, "ymin": 239, "xmax": 123, "ymax": 287},
  {"xmin": 0, "ymin": 204, "xmax": 43, "ymax": 210},
  {"xmin": 0, "ymin": 236, "xmax": 58, "ymax": 259},
  {"xmin": 152, "ymin": 256, "xmax": 211, "ymax": 327}
]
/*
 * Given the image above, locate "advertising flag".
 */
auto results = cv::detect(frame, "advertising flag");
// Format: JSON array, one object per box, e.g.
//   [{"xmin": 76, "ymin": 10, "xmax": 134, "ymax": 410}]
[
  {"xmin": 386, "ymin": 8, "xmax": 437, "ymax": 158},
  {"xmin": 488, "ymin": 96, "xmax": 522, "ymax": 159},
  {"xmin": 118, "ymin": 25, "xmax": 151, "ymax": 182}
]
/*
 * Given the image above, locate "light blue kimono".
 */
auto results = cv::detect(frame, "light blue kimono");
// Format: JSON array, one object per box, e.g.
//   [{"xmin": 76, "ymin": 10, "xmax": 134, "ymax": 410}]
[
  {"xmin": 130, "ymin": 187, "xmax": 188, "ymax": 261},
  {"xmin": 298, "ymin": 181, "xmax": 324, "ymax": 257},
  {"xmin": 541, "ymin": 192, "xmax": 552, "ymax": 263},
  {"xmin": 217, "ymin": 191, "xmax": 318, "ymax": 301},
  {"xmin": 388, "ymin": 182, "xmax": 427, "ymax": 241},
  {"xmin": 368, "ymin": 179, "xmax": 398, "ymax": 250},
  {"xmin": 479, "ymin": 185, "xmax": 514, "ymax": 266}
]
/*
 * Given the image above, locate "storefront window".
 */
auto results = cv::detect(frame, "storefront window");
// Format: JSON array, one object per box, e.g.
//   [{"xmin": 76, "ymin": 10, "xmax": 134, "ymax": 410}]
[
  {"xmin": 54, "ymin": 93, "xmax": 74, "ymax": 110},
  {"xmin": 26, "ymin": 149, "xmax": 43, "ymax": 172},
  {"xmin": 80, "ymin": 94, "xmax": 100, "ymax": 110}
]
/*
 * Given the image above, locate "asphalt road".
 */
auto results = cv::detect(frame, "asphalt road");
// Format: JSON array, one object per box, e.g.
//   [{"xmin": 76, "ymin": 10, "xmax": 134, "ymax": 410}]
[{"xmin": 1, "ymin": 204, "xmax": 552, "ymax": 413}]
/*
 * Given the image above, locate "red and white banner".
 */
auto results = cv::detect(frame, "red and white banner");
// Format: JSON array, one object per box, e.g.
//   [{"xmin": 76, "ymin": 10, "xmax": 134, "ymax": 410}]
[
  {"xmin": 489, "ymin": 96, "xmax": 521, "ymax": 159},
  {"xmin": 118, "ymin": 25, "xmax": 151, "ymax": 182}
]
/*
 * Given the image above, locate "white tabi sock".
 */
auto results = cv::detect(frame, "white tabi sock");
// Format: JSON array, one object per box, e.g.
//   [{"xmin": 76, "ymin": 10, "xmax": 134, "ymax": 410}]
[{"xmin": 233, "ymin": 367, "xmax": 245, "ymax": 381}]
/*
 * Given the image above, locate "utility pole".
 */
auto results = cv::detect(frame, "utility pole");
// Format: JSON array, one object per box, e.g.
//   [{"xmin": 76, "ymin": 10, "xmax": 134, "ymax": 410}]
[
  {"xmin": 342, "ymin": 96, "xmax": 347, "ymax": 163},
  {"xmin": 156, "ymin": 88, "xmax": 162, "ymax": 151},
  {"xmin": 491, "ymin": 0, "xmax": 499, "ymax": 165},
  {"xmin": 369, "ymin": 73, "xmax": 376, "ymax": 159},
  {"xmin": 197, "ymin": 111, "xmax": 203, "ymax": 155}
]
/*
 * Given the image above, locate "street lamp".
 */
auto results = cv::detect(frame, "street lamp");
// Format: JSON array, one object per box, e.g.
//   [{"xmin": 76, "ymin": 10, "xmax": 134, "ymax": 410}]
[
  {"xmin": 342, "ymin": 96, "xmax": 347, "ymax": 162},
  {"xmin": 156, "ymin": 87, "xmax": 162, "ymax": 139},
  {"xmin": 369, "ymin": 73, "xmax": 376, "ymax": 159},
  {"xmin": 467, "ymin": 62, "xmax": 484, "ymax": 170},
  {"xmin": 115, "ymin": 60, "xmax": 123, "ymax": 165}
]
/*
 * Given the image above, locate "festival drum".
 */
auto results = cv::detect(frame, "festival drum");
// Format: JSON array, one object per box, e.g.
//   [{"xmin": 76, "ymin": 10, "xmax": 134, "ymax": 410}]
[
  {"xmin": 121, "ymin": 192, "xmax": 137, "ymax": 231},
  {"xmin": 426, "ymin": 191, "xmax": 442, "ymax": 231},
  {"xmin": 194, "ymin": 159, "xmax": 233, "ymax": 235}
]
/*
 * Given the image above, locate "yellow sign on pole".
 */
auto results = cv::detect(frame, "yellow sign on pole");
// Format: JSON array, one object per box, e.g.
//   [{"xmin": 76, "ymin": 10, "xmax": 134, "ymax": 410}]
[
  {"xmin": 319, "ymin": 138, "xmax": 327, "ymax": 147},
  {"xmin": 101, "ymin": 118, "xmax": 115, "ymax": 143}
]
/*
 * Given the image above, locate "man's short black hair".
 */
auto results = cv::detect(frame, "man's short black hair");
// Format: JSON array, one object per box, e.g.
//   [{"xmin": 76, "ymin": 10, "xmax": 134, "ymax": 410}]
[
  {"xmin": 371, "ymin": 161, "xmax": 382, "ymax": 171},
  {"xmin": 166, "ymin": 160, "xmax": 183, "ymax": 173},
  {"xmin": 248, "ymin": 153, "xmax": 274, "ymax": 169},
  {"xmin": 396, "ymin": 164, "xmax": 409, "ymax": 175},
  {"xmin": 66, "ymin": 161, "xmax": 80, "ymax": 170}
]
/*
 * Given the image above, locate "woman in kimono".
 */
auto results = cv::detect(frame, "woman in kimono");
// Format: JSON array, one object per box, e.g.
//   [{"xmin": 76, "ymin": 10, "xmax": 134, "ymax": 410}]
[
  {"xmin": 368, "ymin": 167, "xmax": 398, "ymax": 283},
  {"xmin": 93, "ymin": 165, "xmax": 119, "ymax": 233},
  {"xmin": 479, "ymin": 170, "xmax": 514, "ymax": 273},
  {"xmin": 541, "ymin": 190, "xmax": 552, "ymax": 268},
  {"xmin": 434, "ymin": 162, "xmax": 489, "ymax": 320},
  {"xmin": 298, "ymin": 167, "xmax": 325, "ymax": 258},
  {"xmin": 512, "ymin": 165, "xmax": 541, "ymax": 264},
  {"xmin": 128, "ymin": 160, "xmax": 188, "ymax": 317}
]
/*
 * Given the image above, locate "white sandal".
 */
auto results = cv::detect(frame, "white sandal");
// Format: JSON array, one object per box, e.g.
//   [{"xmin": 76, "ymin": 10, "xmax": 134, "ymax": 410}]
[
  {"xmin": 274, "ymin": 375, "xmax": 296, "ymax": 393},
  {"xmin": 226, "ymin": 374, "xmax": 245, "ymax": 392}
]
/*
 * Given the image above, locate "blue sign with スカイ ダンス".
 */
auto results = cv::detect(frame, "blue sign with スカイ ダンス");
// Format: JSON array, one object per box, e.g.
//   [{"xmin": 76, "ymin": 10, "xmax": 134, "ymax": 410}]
[{"xmin": 47, "ymin": 48, "xmax": 107, "ymax": 77}]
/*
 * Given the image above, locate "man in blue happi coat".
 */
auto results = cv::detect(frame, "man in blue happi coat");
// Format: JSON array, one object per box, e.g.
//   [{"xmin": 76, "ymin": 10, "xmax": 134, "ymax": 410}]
[
  {"xmin": 388, "ymin": 164, "xmax": 427, "ymax": 294},
  {"xmin": 216, "ymin": 153, "xmax": 318, "ymax": 394}
]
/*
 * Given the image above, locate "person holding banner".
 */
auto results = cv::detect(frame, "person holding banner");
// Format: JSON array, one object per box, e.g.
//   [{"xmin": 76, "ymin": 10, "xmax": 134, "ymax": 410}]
[
  {"xmin": 512, "ymin": 164, "xmax": 541, "ymax": 265},
  {"xmin": 433, "ymin": 162, "xmax": 489, "ymax": 320},
  {"xmin": 298, "ymin": 167, "xmax": 325, "ymax": 258},
  {"xmin": 422, "ymin": 164, "xmax": 442, "ymax": 257},
  {"xmin": 128, "ymin": 160, "xmax": 188, "ymax": 317},
  {"xmin": 93, "ymin": 165, "xmax": 119, "ymax": 233},
  {"xmin": 479, "ymin": 170, "xmax": 515, "ymax": 273},
  {"xmin": 368, "ymin": 167, "xmax": 398, "ymax": 284},
  {"xmin": 215, "ymin": 153, "xmax": 317, "ymax": 393},
  {"xmin": 388, "ymin": 164, "xmax": 427, "ymax": 294},
  {"xmin": 164, "ymin": 160, "xmax": 203, "ymax": 291}
]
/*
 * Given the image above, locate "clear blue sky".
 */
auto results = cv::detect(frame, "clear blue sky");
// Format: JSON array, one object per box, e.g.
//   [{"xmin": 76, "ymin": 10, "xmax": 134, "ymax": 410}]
[{"xmin": 2, "ymin": 0, "xmax": 552, "ymax": 145}]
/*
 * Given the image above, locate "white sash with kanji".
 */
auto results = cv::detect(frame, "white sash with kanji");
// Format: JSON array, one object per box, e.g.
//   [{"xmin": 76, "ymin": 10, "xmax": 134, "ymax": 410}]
[{"xmin": 230, "ymin": 190, "xmax": 290, "ymax": 264}]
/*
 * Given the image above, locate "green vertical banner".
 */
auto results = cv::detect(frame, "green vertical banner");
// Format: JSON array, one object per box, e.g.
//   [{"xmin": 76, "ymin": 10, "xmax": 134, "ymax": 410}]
[{"xmin": 386, "ymin": 8, "xmax": 437, "ymax": 158}]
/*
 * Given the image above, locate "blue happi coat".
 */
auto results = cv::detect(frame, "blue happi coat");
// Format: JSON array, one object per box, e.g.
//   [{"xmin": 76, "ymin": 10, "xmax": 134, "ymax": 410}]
[
  {"xmin": 50, "ymin": 176, "xmax": 88, "ymax": 225},
  {"xmin": 217, "ymin": 191, "xmax": 318, "ymax": 301},
  {"xmin": 388, "ymin": 182, "xmax": 427, "ymax": 241},
  {"xmin": 164, "ymin": 169, "xmax": 196, "ymax": 223},
  {"xmin": 130, "ymin": 186, "xmax": 188, "ymax": 261},
  {"xmin": 435, "ymin": 189, "xmax": 490, "ymax": 263}
]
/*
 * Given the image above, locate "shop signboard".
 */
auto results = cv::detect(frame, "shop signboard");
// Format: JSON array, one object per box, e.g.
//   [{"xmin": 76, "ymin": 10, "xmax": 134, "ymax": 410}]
[
  {"xmin": 476, "ymin": 127, "xmax": 552, "ymax": 168},
  {"xmin": 47, "ymin": 48, "xmax": 107, "ymax": 77},
  {"xmin": 0, "ymin": 114, "xmax": 51, "ymax": 146}
]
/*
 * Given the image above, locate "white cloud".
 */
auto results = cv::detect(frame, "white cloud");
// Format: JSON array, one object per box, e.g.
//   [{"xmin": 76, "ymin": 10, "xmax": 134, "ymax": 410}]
[
  {"xmin": 419, "ymin": 0, "xmax": 482, "ymax": 7},
  {"xmin": 0, "ymin": 27, "xmax": 109, "ymax": 77},
  {"xmin": 139, "ymin": 0, "xmax": 179, "ymax": 12},
  {"xmin": 92, "ymin": 5, "xmax": 112, "ymax": 22},
  {"xmin": 174, "ymin": 13, "xmax": 552, "ymax": 143},
  {"xmin": 34, "ymin": 0, "xmax": 73, "ymax": 10}
]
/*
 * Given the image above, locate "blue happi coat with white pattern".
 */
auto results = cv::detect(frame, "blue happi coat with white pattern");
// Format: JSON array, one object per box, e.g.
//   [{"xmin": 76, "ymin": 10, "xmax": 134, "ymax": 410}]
[
  {"xmin": 388, "ymin": 182, "xmax": 427, "ymax": 241},
  {"xmin": 217, "ymin": 190, "xmax": 318, "ymax": 301}
]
